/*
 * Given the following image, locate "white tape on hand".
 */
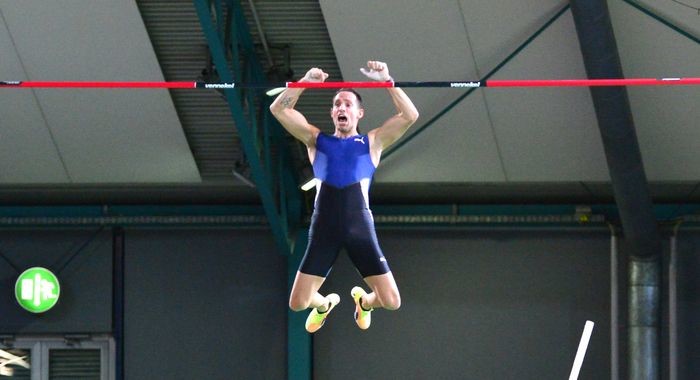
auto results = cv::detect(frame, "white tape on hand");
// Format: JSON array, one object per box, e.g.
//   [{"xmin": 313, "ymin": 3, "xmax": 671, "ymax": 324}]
[{"xmin": 360, "ymin": 68, "xmax": 390, "ymax": 82}]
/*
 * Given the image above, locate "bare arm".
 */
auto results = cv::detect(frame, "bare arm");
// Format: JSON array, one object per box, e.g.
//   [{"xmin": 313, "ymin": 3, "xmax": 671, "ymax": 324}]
[
  {"xmin": 362, "ymin": 61, "xmax": 419, "ymax": 153},
  {"xmin": 269, "ymin": 68, "xmax": 327, "ymax": 146},
  {"xmin": 370, "ymin": 87, "xmax": 419, "ymax": 150}
]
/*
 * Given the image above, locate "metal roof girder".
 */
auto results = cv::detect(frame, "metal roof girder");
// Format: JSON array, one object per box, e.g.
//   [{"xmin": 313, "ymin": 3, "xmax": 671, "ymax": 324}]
[
  {"xmin": 194, "ymin": 0, "xmax": 292, "ymax": 254},
  {"xmin": 383, "ymin": 4, "xmax": 571, "ymax": 159}
]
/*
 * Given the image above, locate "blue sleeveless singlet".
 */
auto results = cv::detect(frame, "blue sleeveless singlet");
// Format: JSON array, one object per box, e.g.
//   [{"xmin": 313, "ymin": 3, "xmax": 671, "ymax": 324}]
[
  {"xmin": 298, "ymin": 133, "xmax": 390, "ymax": 278},
  {"xmin": 312, "ymin": 133, "xmax": 375, "ymax": 188}
]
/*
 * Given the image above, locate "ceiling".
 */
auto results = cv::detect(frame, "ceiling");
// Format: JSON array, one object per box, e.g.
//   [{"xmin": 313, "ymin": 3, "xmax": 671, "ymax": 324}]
[
  {"xmin": 0, "ymin": 0, "xmax": 698, "ymax": 206},
  {"xmin": 0, "ymin": 1, "xmax": 200, "ymax": 184}
]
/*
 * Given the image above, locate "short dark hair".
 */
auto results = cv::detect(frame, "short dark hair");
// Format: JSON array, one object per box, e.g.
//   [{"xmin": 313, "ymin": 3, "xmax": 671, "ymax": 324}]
[
  {"xmin": 334, "ymin": 88, "xmax": 363, "ymax": 107},
  {"xmin": 333, "ymin": 88, "xmax": 363, "ymax": 133}
]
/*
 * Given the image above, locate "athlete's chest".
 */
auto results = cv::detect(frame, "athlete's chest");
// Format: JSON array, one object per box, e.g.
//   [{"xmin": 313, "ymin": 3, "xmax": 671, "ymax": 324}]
[{"xmin": 317, "ymin": 134, "xmax": 370, "ymax": 158}]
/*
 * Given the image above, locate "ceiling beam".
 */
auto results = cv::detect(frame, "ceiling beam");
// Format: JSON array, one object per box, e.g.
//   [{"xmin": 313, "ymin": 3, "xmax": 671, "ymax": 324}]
[
  {"xmin": 622, "ymin": 0, "xmax": 699, "ymax": 44},
  {"xmin": 570, "ymin": 2, "xmax": 662, "ymax": 379},
  {"xmin": 194, "ymin": 0, "xmax": 302, "ymax": 255},
  {"xmin": 383, "ymin": 3, "xmax": 571, "ymax": 160}
]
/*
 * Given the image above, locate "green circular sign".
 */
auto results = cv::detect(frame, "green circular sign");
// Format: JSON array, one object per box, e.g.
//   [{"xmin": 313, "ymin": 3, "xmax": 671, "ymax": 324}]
[{"xmin": 15, "ymin": 267, "xmax": 61, "ymax": 313}]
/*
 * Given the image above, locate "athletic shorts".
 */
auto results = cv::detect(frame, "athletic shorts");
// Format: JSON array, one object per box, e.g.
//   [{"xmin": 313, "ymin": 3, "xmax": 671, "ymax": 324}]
[{"xmin": 298, "ymin": 182, "xmax": 390, "ymax": 278}]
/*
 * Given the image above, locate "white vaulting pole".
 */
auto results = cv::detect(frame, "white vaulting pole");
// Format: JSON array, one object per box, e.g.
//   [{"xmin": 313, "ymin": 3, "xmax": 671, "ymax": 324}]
[{"xmin": 569, "ymin": 320, "xmax": 595, "ymax": 380}]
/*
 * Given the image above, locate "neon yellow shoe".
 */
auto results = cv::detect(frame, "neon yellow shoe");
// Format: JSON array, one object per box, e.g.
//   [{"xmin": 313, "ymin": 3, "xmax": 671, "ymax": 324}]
[
  {"xmin": 305, "ymin": 294, "xmax": 340, "ymax": 333},
  {"xmin": 351, "ymin": 286, "xmax": 373, "ymax": 330}
]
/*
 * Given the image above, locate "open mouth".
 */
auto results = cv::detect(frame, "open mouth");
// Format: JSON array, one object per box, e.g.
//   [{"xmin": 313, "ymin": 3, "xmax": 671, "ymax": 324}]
[{"xmin": 337, "ymin": 115, "xmax": 347, "ymax": 123}]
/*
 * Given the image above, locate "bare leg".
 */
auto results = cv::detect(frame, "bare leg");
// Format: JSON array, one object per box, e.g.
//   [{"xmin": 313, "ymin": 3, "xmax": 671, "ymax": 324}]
[
  {"xmin": 360, "ymin": 271, "xmax": 401, "ymax": 311},
  {"xmin": 289, "ymin": 271, "xmax": 329, "ymax": 311},
  {"xmin": 291, "ymin": 271, "xmax": 342, "ymax": 333}
]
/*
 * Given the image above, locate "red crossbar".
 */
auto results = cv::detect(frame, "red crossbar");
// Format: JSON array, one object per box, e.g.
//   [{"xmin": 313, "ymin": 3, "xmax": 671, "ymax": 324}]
[{"xmin": 1, "ymin": 78, "xmax": 699, "ymax": 89}]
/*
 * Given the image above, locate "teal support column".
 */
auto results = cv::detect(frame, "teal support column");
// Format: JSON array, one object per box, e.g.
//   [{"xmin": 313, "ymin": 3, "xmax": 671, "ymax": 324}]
[
  {"xmin": 194, "ymin": 0, "xmax": 303, "ymax": 255},
  {"xmin": 287, "ymin": 229, "xmax": 311, "ymax": 380}
]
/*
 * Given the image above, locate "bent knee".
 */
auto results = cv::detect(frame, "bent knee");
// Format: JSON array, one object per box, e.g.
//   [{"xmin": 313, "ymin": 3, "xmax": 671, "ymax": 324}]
[
  {"xmin": 289, "ymin": 296, "xmax": 310, "ymax": 312},
  {"xmin": 379, "ymin": 293, "xmax": 401, "ymax": 311}
]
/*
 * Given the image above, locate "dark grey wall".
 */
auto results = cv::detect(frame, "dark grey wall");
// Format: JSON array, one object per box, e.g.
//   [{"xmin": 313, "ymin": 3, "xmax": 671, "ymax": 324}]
[
  {"xmin": 0, "ymin": 228, "xmax": 112, "ymax": 333},
  {"xmin": 316, "ymin": 229, "xmax": 611, "ymax": 380},
  {"xmin": 676, "ymin": 231, "xmax": 700, "ymax": 380},
  {"xmin": 2, "ymin": 225, "xmax": 699, "ymax": 379},
  {"xmin": 0, "ymin": 227, "xmax": 288, "ymax": 379},
  {"xmin": 123, "ymin": 228, "xmax": 287, "ymax": 380}
]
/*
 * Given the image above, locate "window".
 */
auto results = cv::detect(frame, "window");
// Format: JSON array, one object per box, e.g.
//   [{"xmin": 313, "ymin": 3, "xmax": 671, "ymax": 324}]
[
  {"xmin": 0, "ymin": 336, "xmax": 113, "ymax": 380},
  {"xmin": 0, "ymin": 347, "xmax": 31, "ymax": 378}
]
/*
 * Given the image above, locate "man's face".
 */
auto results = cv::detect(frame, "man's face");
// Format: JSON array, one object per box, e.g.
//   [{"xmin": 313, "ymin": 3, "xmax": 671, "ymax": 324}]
[{"xmin": 331, "ymin": 91, "xmax": 364, "ymax": 135}]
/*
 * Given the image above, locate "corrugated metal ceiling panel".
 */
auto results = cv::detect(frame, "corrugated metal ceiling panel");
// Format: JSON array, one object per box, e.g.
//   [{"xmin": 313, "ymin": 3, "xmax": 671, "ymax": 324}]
[
  {"xmin": 240, "ymin": 0, "xmax": 341, "ymax": 133},
  {"xmin": 137, "ymin": 0, "xmax": 341, "ymax": 182},
  {"xmin": 137, "ymin": 0, "xmax": 242, "ymax": 182}
]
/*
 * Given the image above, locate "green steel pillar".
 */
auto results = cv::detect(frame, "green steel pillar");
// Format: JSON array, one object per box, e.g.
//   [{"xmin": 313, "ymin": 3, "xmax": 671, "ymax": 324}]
[{"xmin": 287, "ymin": 230, "xmax": 311, "ymax": 380}]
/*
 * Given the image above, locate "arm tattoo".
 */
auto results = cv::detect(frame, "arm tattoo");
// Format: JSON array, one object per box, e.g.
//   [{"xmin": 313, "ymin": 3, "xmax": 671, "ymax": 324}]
[{"xmin": 281, "ymin": 96, "xmax": 295, "ymax": 108}]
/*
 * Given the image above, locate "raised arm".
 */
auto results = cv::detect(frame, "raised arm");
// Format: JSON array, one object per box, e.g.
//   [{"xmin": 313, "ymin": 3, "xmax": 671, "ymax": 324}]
[
  {"xmin": 363, "ymin": 61, "xmax": 420, "ymax": 153},
  {"xmin": 269, "ymin": 68, "xmax": 327, "ymax": 146}
]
